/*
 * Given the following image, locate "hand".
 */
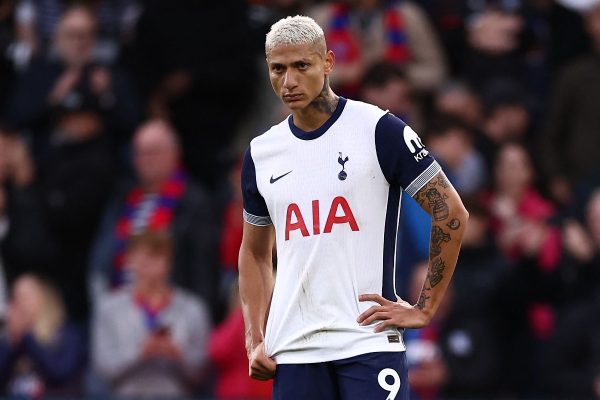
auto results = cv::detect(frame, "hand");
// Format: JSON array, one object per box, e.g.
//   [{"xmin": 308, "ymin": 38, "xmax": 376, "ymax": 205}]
[
  {"xmin": 5, "ymin": 303, "xmax": 33, "ymax": 344},
  {"xmin": 48, "ymin": 68, "xmax": 81, "ymax": 105},
  {"xmin": 89, "ymin": 67, "xmax": 112, "ymax": 95},
  {"xmin": 158, "ymin": 336, "xmax": 182, "ymax": 361},
  {"xmin": 141, "ymin": 334, "xmax": 163, "ymax": 359},
  {"xmin": 357, "ymin": 294, "xmax": 430, "ymax": 331},
  {"xmin": 248, "ymin": 342, "xmax": 276, "ymax": 381}
]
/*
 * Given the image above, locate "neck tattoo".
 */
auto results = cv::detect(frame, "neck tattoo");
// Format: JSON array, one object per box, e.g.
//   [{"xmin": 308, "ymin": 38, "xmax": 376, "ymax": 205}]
[{"xmin": 309, "ymin": 78, "xmax": 339, "ymax": 116}]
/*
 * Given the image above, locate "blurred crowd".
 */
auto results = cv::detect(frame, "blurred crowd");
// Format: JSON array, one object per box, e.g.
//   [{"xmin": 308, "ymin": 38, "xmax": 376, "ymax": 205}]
[{"xmin": 1, "ymin": 0, "xmax": 600, "ymax": 398}]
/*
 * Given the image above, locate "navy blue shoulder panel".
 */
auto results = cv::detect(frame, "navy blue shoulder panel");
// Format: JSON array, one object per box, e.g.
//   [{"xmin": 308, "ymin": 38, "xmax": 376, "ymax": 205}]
[
  {"xmin": 375, "ymin": 113, "xmax": 437, "ymax": 193},
  {"xmin": 241, "ymin": 147, "xmax": 270, "ymax": 223}
]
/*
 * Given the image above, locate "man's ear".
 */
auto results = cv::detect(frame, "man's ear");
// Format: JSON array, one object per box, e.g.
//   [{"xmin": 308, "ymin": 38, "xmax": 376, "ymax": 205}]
[{"xmin": 324, "ymin": 50, "xmax": 335, "ymax": 75}]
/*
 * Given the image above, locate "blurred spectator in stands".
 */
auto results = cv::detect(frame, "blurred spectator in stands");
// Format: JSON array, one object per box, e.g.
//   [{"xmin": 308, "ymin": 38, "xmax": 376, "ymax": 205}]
[
  {"xmin": 544, "ymin": 291, "xmax": 600, "ymax": 397},
  {"xmin": 359, "ymin": 62, "xmax": 418, "ymax": 128},
  {"xmin": 0, "ymin": 128, "xmax": 59, "ymax": 291},
  {"xmin": 426, "ymin": 114, "xmax": 486, "ymax": 196},
  {"xmin": 13, "ymin": 0, "xmax": 142, "ymax": 66},
  {"xmin": 128, "ymin": 0, "xmax": 255, "ymax": 188},
  {"xmin": 92, "ymin": 231, "xmax": 210, "ymax": 398},
  {"xmin": 35, "ymin": 100, "xmax": 115, "ymax": 321},
  {"xmin": 209, "ymin": 279, "xmax": 272, "ymax": 400},
  {"xmin": 0, "ymin": 273, "xmax": 85, "ymax": 396},
  {"xmin": 6, "ymin": 4, "xmax": 141, "ymax": 159},
  {"xmin": 542, "ymin": 1, "xmax": 600, "ymax": 206},
  {"xmin": 485, "ymin": 141, "xmax": 560, "ymax": 273},
  {"xmin": 484, "ymin": 141, "xmax": 562, "ymax": 395},
  {"xmin": 308, "ymin": 0, "xmax": 447, "ymax": 98},
  {"xmin": 478, "ymin": 79, "xmax": 532, "ymax": 168},
  {"xmin": 89, "ymin": 119, "xmax": 219, "ymax": 317},
  {"xmin": 441, "ymin": 197, "xmax": 504, "ymax": 396},
  {"xmin": 560, "ymin": 188, "xmax": 600, "ymax": 302},
  {"xmin": 434, "ymin": 81, "xmax": 482, "ymax": 131}
]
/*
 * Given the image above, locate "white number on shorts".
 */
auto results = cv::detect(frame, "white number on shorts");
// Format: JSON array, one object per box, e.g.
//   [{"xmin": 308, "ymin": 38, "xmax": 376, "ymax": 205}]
[{"xmin": 377, "ymin": 368, "xmax": 401, "ymax": 400}]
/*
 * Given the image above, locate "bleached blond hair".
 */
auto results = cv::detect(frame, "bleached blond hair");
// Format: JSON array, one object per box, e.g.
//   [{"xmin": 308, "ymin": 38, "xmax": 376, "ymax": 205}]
[{"xmin": 265, "ymin": 15, "xmax": 325, "ymax": 54}]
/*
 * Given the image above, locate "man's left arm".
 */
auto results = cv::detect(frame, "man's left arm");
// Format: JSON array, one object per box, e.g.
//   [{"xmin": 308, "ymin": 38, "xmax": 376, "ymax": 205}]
[{"xmin": 358, "ymin": 170, "xmax": 468, "ymax": 330}]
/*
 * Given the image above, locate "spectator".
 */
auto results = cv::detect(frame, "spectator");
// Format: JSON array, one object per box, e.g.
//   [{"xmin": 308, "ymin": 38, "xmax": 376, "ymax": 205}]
[
  {"xmin": 0, "ymin": 128, "xmax": 57, "ymax": 288},
  {"xmin": 426, "ymin": 114, "xmax": 487, "ymax": 196},
  {"xmin": 36, "ymin": 101, "xmax": 115, "ymax": 321},
  {"xmin": 542, "ymin": 0, "xmax": 600, "ymax": 205},
  {"xmin": 359, "ymin": 62, "xmax": 418, "ymax": 128},
  {"xmin": 6, "ymin": 4, "xmax": 141, "ymax": 159},
  {"xmin": 0, "ymin": 0, "xmax": 16, "ymax": 114},
  {"xmin": 560, "ymin": 188, "xmax": 600, "ymax": 302},
  {"xmin": 433, "ymin": 81, "xmax": 483, "ymax": 131},
  {"xmin": 485, "ymin": 142, "xmax": 560, "ymax": 270},
  {"xmin": 128, "ymin": 0, "xmax": 256, "ymax": 188},
  {"xmin": 484, "ymin": 141, "xmax": 562, "ymax": 395},
  {"xmin": 0, "ymin": 273, "xmax": 85, "ymax": 396},
  {"xmin": 208, "ymin": 279, "xmax": 272, "ymax": 400},
  {"xmin": 89, "ymin": 119, "xmax": 219, "ymax": 316},
  {"xmin": 308, "ymin": 0, "xmax": 447, "ymax": 97},
  {"xmin": 92, "ymin": 231, "xmax": 210, "ymax": 398}
]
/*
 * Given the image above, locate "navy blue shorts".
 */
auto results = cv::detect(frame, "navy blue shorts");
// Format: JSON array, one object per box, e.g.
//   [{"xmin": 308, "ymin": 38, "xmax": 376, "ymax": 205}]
[{"xmin": 273, "ymin": 351, "xmax": 409, "ymax": 400}]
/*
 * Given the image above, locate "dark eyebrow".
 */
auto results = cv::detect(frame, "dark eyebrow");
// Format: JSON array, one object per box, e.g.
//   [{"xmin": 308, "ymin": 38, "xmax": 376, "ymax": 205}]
[{"xmin": 291, "ymin": 60, "xmax": 310, "ymax": 67}]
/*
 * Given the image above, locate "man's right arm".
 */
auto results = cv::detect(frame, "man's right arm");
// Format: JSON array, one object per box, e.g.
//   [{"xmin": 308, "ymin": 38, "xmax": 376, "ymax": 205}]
[{"xmin": 238, "ymin": 221, "xmax": 276, "ymax": 380}]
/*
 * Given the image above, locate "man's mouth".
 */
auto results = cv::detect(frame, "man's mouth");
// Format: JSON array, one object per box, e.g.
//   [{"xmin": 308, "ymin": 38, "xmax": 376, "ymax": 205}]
[{"xmin": 283, "ymin": 93, "xmax": 303, "ymax": 102}]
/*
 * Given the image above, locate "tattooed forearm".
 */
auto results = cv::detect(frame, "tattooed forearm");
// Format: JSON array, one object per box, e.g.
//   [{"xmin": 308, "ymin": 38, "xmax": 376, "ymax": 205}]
[
  {"xmin": 416, "ymin": 291, "xmax": 430, "ymax": 310},
  {"xmin": 429, "ymin": 258, "xmax": 445, "ymax": 288},
  {"xmin": 447, "ymin": 218, "xmax": 461, "ymax": 230},
  {"xmin": 309, "ymin": 77, "xmax": 339, "ymax": 115},
  {"xmin": 425, "ymin": 188, "xmax": 449, "ymax": 221},
  {"xmin": 430, "ymin": 226, "xmax": 451, "ymax": 257}
]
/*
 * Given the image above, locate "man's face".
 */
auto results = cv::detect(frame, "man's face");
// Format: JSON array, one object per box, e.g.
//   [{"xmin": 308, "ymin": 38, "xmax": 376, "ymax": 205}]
[
  {"xmin": 133, "ymin": 123, "xmax": 179, "ymax": 188},
  {"xmin": 266, "ymin": 42, "xmax": 334, "ymax": 111},
  {"xmin": 55, "ymin": 9, "xmax": 96, "ymax": 68}
]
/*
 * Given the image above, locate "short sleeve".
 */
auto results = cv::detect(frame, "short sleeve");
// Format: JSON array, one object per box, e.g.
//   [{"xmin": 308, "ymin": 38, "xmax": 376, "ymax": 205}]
[
  {"xmin": 375, "ymin": 113, "xmax": 441, "ymax": 197},
  {"xmin": 241, "ymin": 147, "xmax": 272, "ymax": 226}
]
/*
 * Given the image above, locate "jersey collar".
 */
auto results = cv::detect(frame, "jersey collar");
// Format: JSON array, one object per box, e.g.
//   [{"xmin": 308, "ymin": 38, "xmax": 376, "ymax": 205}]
[{"xmin": 288, "ymin": 97, "xmax": 347, "ymax": 140}]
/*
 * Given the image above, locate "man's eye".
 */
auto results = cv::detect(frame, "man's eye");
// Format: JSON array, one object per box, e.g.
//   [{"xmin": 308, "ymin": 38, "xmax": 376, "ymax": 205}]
[
  {"xmin": 298, "ymin": 63, "xmax": 309, "ymax": 70},
  {"xmin": 272, "ymin": 66, "xmax": 283, "ymax": 73}
]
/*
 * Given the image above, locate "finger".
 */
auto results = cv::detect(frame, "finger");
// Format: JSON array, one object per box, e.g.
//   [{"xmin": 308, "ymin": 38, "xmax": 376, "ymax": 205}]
[
  {"xmin": 356, "ymin": 305, "xmax": 386, "ymax": 323},
  {"xmin": 373, "ymin": 320, "xmax": 396, "ymax": 333},
  {"xmin": 358, "ymin": 293, "xmax": 391, "ymax": 305},
  {"xmin": 359, "ymin": 311, "xmax": 391, "ymax": 326}
]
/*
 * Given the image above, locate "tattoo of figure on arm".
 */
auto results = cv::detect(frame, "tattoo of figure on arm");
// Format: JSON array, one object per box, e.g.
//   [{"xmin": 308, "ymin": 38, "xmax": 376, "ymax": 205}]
[
  {"xmin": 438, "ymin": 174, "xmax": 450, "ymax": 188},
  {"xmin": 447, "ymin": 218, "xmax": 461, "ymax": 230},
  {"xmin": 430, "ymin": 226, "xmax": 451, "ymax": 257},
  {"xmin": 429, "ymin": 258, "xmax": 446, "ymax": 288},
  {"xmin": 425, "ymin": 188, "xmax": 449, "ymax": 221},
  {"xmin": 416, "ymin": 291, "xmax": 430, "ymax": 310}
]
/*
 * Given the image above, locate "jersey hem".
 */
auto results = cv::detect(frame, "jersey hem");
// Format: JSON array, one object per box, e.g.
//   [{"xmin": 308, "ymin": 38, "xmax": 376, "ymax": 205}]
[{"xmin": 273, "ymin": 343, "xmax": 406, "ymax": 365}]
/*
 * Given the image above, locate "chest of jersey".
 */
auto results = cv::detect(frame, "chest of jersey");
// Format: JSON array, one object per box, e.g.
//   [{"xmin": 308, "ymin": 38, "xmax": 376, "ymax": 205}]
[{"xmin": 253, "ymin": 113, "xmax": 389, "ymax": 242}]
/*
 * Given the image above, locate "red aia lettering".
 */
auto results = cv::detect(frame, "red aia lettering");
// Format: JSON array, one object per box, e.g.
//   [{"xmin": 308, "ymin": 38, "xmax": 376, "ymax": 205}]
[
  {"xmin": 285, "ymin": 196, "xmax": 359, "ymax": 240},
  {"xmin": 285, "ymin": 203, "xmax": 309, "ymax": 240},
  {"xmin": 323, "ymin": 196, "xmax": 359, "ymax": 233}
]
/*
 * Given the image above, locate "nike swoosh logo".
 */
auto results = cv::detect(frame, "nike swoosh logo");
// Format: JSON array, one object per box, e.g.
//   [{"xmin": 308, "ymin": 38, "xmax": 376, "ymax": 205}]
[{"xmin": 270, "ymin": 170, "xmax": 293, "ymax": 184}]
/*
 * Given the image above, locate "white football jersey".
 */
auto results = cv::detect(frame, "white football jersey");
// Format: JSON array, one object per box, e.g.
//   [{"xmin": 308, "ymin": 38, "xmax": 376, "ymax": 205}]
[{"xmin": 242, "ymin": 98, "xmax": 441, "ymax": 364}]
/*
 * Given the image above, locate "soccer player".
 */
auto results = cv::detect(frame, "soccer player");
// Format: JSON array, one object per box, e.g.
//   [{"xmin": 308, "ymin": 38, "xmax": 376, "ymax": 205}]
[{"xmin": 239, "ymin": 16, "xmax": 468, "ymax": 400}]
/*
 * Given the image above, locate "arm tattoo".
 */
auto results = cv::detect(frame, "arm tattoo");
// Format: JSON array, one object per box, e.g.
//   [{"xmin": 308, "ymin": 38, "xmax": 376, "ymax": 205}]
[
  {"xmin": 447, "ymin": 218, "xmax": 461, "ymax": 230},
  {"xmin": 429, "ymin": 258, "xmax": 446, "ymax": 288},
  {"xmin": 430, "ymin": 226, "xmax": 451, "ymax": 257},
  {"xmin": 416, "ymin": 291, "xmax": 430, "ymax": 310},
  {"xmin": 425, "ymin": 188, "xmax": 449, "ymax": 221},
  {"xmin": 438, "ymin": 174, "xmax": 450, "ymax": 188}
]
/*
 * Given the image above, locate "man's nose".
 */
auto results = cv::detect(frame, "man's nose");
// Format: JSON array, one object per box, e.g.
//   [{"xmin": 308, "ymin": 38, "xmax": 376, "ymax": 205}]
[{"xmin": 283, "ymin": 70, "xmax": 298, "ymax": 90}]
